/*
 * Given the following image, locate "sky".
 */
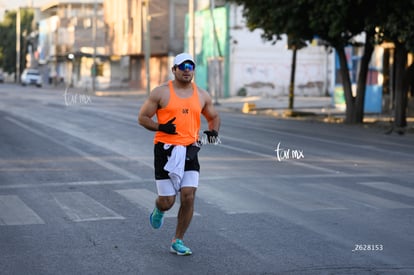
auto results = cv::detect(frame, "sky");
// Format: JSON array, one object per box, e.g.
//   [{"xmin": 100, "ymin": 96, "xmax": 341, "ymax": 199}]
[
  {"xmin": 0, "ymin": 0, "xmax": 49, "ymax": 20},
  {"xmin": 1, "ymin": 0, "xmax": 102, "ymax": 20}
]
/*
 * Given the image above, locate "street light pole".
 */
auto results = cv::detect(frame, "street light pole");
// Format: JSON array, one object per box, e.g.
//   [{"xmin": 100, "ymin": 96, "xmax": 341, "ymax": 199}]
[
  {"xmin": 189, "ymin": 0, "xmax": 195, "ymax": 59},
  {"xmin": 210, "ymin": 0, "xmax": 220, "ymax": 105},
  {"xmin": 92, "ymin": 0, "xmax": 97, "ymax": 93},
  {"xmin": 143, "ymin": 0, "xmax": 151, "ymax": 96},
  {"xmin": 16, "ymin": 8, "xmax": 21, "ymax": 83}
]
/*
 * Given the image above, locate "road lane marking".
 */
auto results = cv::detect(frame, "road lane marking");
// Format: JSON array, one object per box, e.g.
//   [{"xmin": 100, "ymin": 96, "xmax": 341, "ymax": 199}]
[
  {"xmin": 219, "ymin": 143, "xmax": 339, "ymax": 174},
  {"xmin": 198, "ymin": 182, "xmax": 346, "ymax": 214},
  {"xmin": 240, "ymin": 182, "xmax": 348, "ymax": 212},
  {"xmin": 0, "ymin": 179, "xmax": 140, "ymax": 190},
  {"xmin": 197, "ymin": 184, "xmax": 275, "ymax": 214},
  {"xmin": 2, "ymin": 174, "xmax": 412, "ymax": 190},
  {"xmin": 307, "ymin": 183, "xmax": 414, "ymax": 209},
  {"xmin": 115, "ymin": 188, "xmax": 200, "ymax": 218},
  {"xmin": 221, "ymin": 119, "xmax": 414, "ymax": 156},
  {"xmin": 3, "ymin": 108, "xmax": 154, "ymax": 171},
  {"xmin": 0, "ymin": 195, "xmax": 45, "ymax": 225},
  {"xmin": 52, "ymin": 192, "xmax": 124, "ymax": 222},
  {"xmin": 4, "ymin": 116, "xmax": 143, "ymax": 181},
  {"xmin": 358, "ymin": 182, "xmax": 414, "ymax": 198}
]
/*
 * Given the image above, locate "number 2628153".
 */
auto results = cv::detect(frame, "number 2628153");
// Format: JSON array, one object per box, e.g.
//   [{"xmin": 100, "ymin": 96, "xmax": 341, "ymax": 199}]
[{"xmin": 352, "ymin": 244, "xmax": 383, "ymax": 252}]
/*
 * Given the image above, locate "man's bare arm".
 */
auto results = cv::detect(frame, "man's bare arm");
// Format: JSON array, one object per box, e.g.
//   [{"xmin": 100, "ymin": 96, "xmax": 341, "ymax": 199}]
[
  {"xmin": 138, "ymin": 91, "xmax": 160, "ymax": 131},
  {"xmin": 201, "ymin": 90, "xmax": 220, "ymax": 132}
]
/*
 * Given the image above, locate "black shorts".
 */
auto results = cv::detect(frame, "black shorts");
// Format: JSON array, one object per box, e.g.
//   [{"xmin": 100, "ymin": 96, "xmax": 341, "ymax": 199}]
[{"xmin": 154, "ymin": 142, "xmax": 200, "ymax": 180}]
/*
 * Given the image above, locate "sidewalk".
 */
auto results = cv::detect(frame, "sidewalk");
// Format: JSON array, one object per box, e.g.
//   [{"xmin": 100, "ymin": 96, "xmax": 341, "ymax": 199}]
[
  {"xmin": 42, "ymin": 84, "xmax": 147, "ymax": 98},
  {"xmin": 58, "ymin": 84, "xmax": 412, "ymax": 132},
  {"xmin": 94, "ymin": 89, "xmax": 147, "ymax": 97},
  {"xmin": 214, "ymin": 94, "xmax": 414, "ymax": 133},
  {"xmin": 89, "ymin": 86, "xmax": 336, "ymax": 116},
  {"xmin": 214, "ymin": 95, "xmax": 338, "ymax": 117}
]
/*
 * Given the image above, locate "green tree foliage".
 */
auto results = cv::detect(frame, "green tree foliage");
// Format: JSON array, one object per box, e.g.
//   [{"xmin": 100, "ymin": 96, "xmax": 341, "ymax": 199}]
[
  {"xmin": 374, "ymin": 1, "xmax": 414, "ymax": 128},
  {"xmin": 0, "ymin": 8, "xmax": 34, "ymax": 75},
  {"xmin": 233, "ymin": 0, "xmax": 314, "ymax": 43},
  {"xmin": 305, "ymin": 0, "xmax": 378, "ymax": 124},
  {"xmin": 0, "ymin": 11, "xmax": 17, "ymax": 74},
  {"xmin": 228, "ymin": 0, "xmax": 414, "ymax": 125},
  {"xmin": 229, "ymin": 0, "xmax": 312, "ymax": 110}
]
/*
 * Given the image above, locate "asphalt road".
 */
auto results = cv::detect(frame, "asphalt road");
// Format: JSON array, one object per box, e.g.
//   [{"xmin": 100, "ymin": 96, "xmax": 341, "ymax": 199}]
[{"xmin": 1, "ymin": 84, "xmax": 413, "ymax": 275}]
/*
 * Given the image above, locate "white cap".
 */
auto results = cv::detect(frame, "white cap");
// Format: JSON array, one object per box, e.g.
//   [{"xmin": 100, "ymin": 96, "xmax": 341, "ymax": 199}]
[{"xmin": 173, "ymin": 53, "xmax": 195, "ymax": 66}]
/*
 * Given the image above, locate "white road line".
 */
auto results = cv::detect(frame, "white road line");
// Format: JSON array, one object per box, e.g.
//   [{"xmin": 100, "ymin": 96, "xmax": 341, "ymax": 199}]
[
  {"xmin": 52, "ymin": 192, "xmax": 124, "ymax": 222},
  {"xmin": 198, "ymin": 182, "xmax": 346, "ymax": 214},
  {"xmin": 0, "ymin": 179, "xmax": 141, "ymax": 190},
  {"xmin": 0, "ymin": 195, "xmax": 45, "ymax": 225},
  {"xmin": 358, "ymin": 182, "xmax": 414, "ymax": 198},
  {"xmin": 197, "ymin": 184, "xmax": 273, "ymax": 214},
  {"xmin": 219, "ymin": 143, "xmax": 339, "ymax": 174},
  {"xmin": 307, "ymin": 183, "xmax": 414, "ymax": 209},
  {"xmin": 5, "ymin": 116, "xmax": 143, "ymax": 181},
  {"xmin": 222, "ymin": 119, "xmax": 414, "ymax": 154},
  {"xmin": 115, "ymin": 188, "xmax": 200, "ymax": 218},
  {"xmin": 241, "ymin": 182, "xmax": 347, "ymax": 212},
  {"xmin": 1, "ymin": 173, "xmax": 407, "ymax": 190}
]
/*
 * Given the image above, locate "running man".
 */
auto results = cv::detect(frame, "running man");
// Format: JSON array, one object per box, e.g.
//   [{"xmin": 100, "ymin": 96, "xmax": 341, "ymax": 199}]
[{"xmin": 138, "ymin": 53, "xmax": 220, "ymax": 255}]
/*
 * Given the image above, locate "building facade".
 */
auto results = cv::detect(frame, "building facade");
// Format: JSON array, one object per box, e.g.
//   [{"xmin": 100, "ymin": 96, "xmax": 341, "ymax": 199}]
[
  {"xmin": 21, "ymin": 1, "xmax": 411, "ymax": 117},
  {"xmin": 104, "ymin": 0, "xmax": 188, "ymax": 90},
  {"xmin": 32, "ymin": 1, "xmax": 333, "ymax": 97},
  {"xmin": 38, "ymin": 0, "xmax": 106, "ymax": 89},
  {"xmin": 182, "ymin": 4, "xmax": 332, "ymax": 98}
]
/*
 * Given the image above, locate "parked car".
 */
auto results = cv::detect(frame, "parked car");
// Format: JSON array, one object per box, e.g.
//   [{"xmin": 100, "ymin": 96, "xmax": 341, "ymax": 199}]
[
  {"xmin": 0, "ymin": 72, "xmax": 4, "ymax": 83},
  {"xmin": 21, "ymin": 69, "xmax": 42, "ymax": 87}
]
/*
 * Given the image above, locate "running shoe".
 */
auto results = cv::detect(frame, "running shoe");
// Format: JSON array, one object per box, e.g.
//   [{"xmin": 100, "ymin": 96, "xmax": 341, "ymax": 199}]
[
  {"xmin": 170, "ymin": 239, "xmax": 192, "ymax": 256},
  {"xmin": 149, "ymin": 207, "xmax": 164, "ymax": 229}
]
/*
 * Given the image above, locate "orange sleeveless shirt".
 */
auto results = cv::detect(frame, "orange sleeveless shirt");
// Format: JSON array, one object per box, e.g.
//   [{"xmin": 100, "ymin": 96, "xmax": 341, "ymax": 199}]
[{"xmin": 154, "ymin": 81, "xmax": 201, "ymax": 145}]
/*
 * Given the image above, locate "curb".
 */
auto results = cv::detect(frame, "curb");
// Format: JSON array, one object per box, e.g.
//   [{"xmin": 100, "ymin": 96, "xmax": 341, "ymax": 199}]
[{"xmin": 94, "ymin": 90, "xmax": 147, "ymax": 97}]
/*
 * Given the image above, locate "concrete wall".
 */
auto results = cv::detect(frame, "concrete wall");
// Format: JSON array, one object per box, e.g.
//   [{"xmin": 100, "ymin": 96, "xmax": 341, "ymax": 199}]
[{"xmin": 228, "ymin": 5, "xmax": 334, "ymax": 97}]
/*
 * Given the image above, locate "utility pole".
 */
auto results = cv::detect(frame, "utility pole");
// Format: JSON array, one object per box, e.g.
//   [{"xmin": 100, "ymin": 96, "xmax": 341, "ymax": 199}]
[
  {"xmin": 210, "ymin": 0, "xmax": 220, "ymax": 105},
  {"xmin": 92, "ymin": 0, "xmax": 98, "ymax": 93},
  {"xmin": 188, "ymin": 0, "xmax": 195, "ymax": 59},
  {"xmin": 143, "ymin": 0, "xmax": 151, "ymax": 96},
  {"xmin": 16, "ymin": 8, "xmax": 21, "ymax": 83}
]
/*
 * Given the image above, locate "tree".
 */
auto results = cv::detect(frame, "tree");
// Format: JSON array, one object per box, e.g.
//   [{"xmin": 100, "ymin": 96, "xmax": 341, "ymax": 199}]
[
  {"xmin": 228, "ymin": 0, "xmax": 313, "ymax": 111},
  {"xmin": 308, "ymin": 0, "xmax": 381, "ymax": 124},
  {"xmin": 0, "ymin": 8, "xmax": 34, "ymax": 75},
  {"xmin": 374, "ymin": 0, "xmax": 414, "ymax": 130},
  {"xmin": 287, "ymin": 36, "xmax": 307, "ymax": 110},
  {"xmin": 227, "ymin": 0, "xmax": 388, "ymax": 124},
  {"xmin": 0, "ymin": 11, "xmax": 17, "ymax": 74}
]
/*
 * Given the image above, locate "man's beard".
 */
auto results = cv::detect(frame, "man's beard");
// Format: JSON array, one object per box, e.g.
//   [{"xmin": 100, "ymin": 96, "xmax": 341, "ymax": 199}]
[{"xmin": 178, "ymin": 75, "xmax": 193, "ymax": 83}]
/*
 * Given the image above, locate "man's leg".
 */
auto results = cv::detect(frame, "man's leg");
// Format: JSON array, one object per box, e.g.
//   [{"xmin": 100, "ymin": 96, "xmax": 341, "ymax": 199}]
[
  {"xmin": 150, "ymin": 196, "xmax": 174, "ymax": 229},
  {"xmin": 175, "ymin": 187, "xmax": 196, "ymax": 239},
  {"xmin": 156, "ymin": 195, "xmax": 175, "ymax": 212},
  {"xmin": 170, "ymin": 187, "xmax": 196, "ymax": 255}
]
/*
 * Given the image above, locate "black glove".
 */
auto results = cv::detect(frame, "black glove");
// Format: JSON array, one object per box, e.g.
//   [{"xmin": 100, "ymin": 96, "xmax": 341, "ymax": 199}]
[
  {"xmin": 203, "ymin": 129, "xmax": 219, "ymax": 143},
  {"xmin": 158, "ymin": 117, "xmax": 177, "ymax": 134}
]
